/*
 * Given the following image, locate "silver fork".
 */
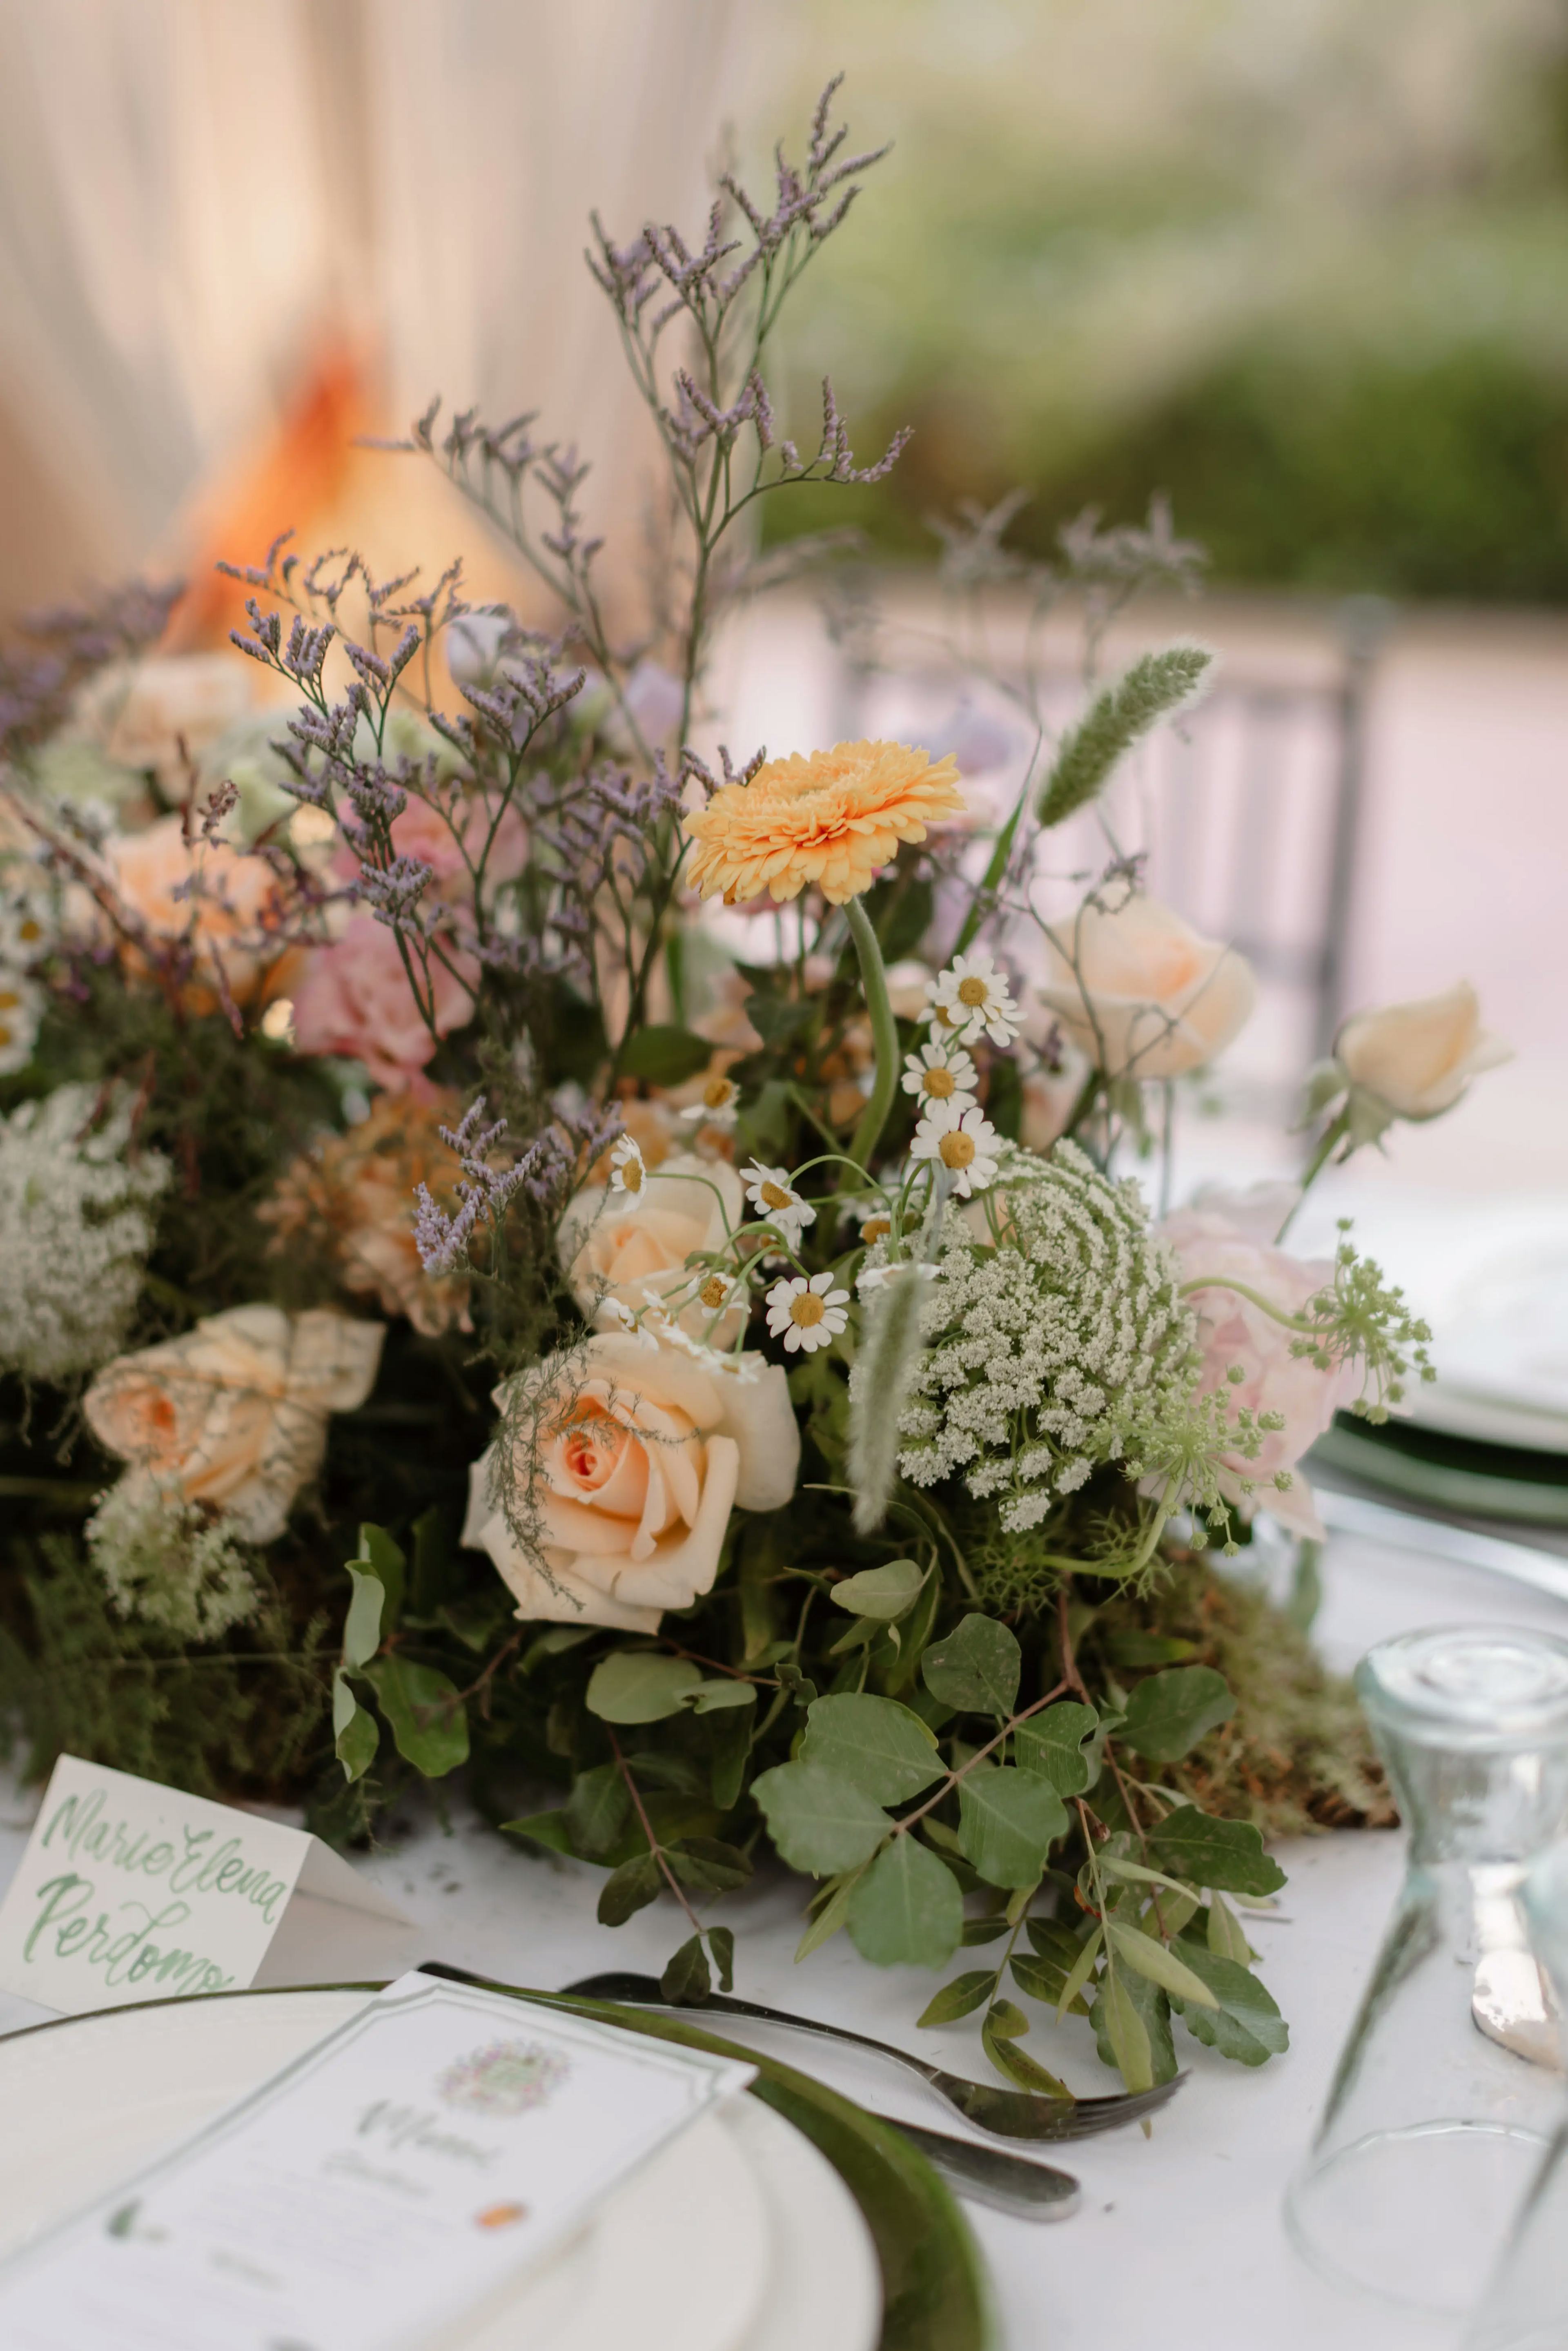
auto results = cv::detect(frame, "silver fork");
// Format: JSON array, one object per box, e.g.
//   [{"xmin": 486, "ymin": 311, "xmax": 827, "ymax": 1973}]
[{"xmin": 561, "ymin": 1969, "xmax": 1184, "ymax": 2143}]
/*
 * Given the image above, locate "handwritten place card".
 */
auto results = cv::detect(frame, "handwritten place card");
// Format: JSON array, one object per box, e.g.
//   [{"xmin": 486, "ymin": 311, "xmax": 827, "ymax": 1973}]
[
  {"xmin": 0, "ymin": 1969, "xmax": 755, "ymax": 2351},
  {"xmin": 0, "ymin": 1755, "xmax": 412, "ymax": 2016}
]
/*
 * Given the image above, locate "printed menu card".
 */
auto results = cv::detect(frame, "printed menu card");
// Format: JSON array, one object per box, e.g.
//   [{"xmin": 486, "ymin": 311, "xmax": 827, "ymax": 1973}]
[{"xmin": 0, "ymin": 1968, "xmax": 755, "ymax": 2351}]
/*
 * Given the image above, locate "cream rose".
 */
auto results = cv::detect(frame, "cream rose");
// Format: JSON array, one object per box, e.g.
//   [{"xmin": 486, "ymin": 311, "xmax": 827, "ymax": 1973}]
[
  {"xmin": 1336, "ymin": 981, "xmax": 1510, "ymax": 1121},
  {"xmin": 462, "ymin": 1333, "xmax": 800, "ymax": 1632},
  {"xmin": 83, "ymin": 1305, "xmax": 384, "ymax": 1543},
  {"xmin": 558, "ymin": 1152, "xmax": 746, "ymax": 1345},
  {"xmin": 1038, "ymin": 891, "xmax": 1255, "ymax": 1080}
]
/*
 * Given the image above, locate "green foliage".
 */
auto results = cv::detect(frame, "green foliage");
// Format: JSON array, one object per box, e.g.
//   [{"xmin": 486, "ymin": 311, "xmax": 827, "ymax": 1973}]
[
  {"xmin": 922, "ymin": 1616, "xmax": 1020, "ymax": 1717},
  {"xmin": 1037, "ymin": 646, "xmax": 1210, "ymax": 829},
  {"xmin": 1118, "ymin": 1666, "xmax": 1237, "ymax": 1764},
  {"xmin": 846, "ymin": 1836, "xmax": 964, "ymax": 1969}
]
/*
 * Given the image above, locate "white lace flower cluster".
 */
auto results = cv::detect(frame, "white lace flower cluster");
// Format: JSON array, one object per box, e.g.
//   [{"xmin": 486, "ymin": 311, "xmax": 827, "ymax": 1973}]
[
  {"xmin": 888, "ymin": 1142, "xmax": 1196, "ymax": 1532},
  {"xmin": 87, "ymin": 1477, "xmax": 261, "ymax": 1643},
  {"xmin": 0, "ymin": 1083, "xmax": 172, "ymax": 1383}
]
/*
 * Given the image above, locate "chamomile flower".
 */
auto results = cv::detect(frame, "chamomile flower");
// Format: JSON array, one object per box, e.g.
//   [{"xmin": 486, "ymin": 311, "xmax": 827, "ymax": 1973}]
[
  {"xmin": 693, "ymin": 1268, "xmax": 745, "ymax": 1319},
  {"xmin": 743, "ymin": 1161, "xmax": 816, "ymax": 1239},
  {"xmin": 603, "ymin": 1295, "xmax": 659, "ymax": 1349},
  {"xmin": 0, "ymin": 972, "xmax": 42, "ymax": 1076},
  {"xmin": 680, "ymin": 1073, "xmax": 742, "ymax": 1130},
  {"xmin": 608, "ymin": 1135, "xmax": 646, "ymax": 1195},
  {"xmin": 766, "ymin": 1270, "xmax": 851, "ymax": 1354},
  {"xmin": 901, "ymin": 1041, "xmax": 978, "ymax": 1114},
  {"xmin": 928, "ymin": 952, "xmax": 1019, "ymax": 1048},
  {"xmin": 909, "ymin": 1101, "xmax": 1002, "ymax": 1198}
]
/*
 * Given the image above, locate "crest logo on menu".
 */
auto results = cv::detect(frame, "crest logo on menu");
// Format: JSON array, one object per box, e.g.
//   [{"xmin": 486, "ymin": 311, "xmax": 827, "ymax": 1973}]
[{"xmin": 435, "ymin": 2038, "xmax": 570, "ymax": 2119}]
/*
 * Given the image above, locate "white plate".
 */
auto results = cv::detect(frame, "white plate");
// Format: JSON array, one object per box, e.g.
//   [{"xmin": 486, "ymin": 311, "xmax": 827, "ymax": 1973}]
[{"xmin": 0, "ymin": 1989, "xmax": 881, "ymax": 2351}]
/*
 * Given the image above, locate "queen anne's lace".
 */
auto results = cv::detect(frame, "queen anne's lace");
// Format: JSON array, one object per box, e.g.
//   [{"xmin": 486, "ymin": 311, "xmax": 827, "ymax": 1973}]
[
  {"xmin": 0, "ymin": 1084, "xmax": 170, "ymax": 1383},
  {"xmin": 891, "ymin": 1142, "xmax": 1196, "ymax": 1531}
]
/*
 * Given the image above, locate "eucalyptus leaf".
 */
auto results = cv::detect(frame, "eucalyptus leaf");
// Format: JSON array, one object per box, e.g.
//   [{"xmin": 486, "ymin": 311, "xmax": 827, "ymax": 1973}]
[
  {"xmin": 1169, "ymin": 1943, "xmax": 1289, "ymax": 2065},
  {"xmin": 1105, "ymin": 1919, "xmax": 1219, "ymax": 2008},
  {"xmin": 917, "ymin": 1970, "xmax": 998, "ymax": 2027},
  {"xmin": 802, "ymin": 1692, "xmax": 944, "ymax": 1805},
  {"xmin": 1119, "ymin": 1666, "xmax": 1236, "ymax": 1764},
  {"xmin": 565, "ymin": 1762, "xmax": 632, "ymax": 1861},
  {"xmin": 586, "ymin": 1653, "xmax": 705, "ymax": 1724},
  {"xmin": 340, "ymin": 1569, "xmax": 385, "ymax": 1674},
  {"xmin": 847, "ymin": 1835, "xmax": 964, "ymax": 1969},
  {"xmin": 751, "ymin": 1761, "xmax": 892, "ymax": 1876},
  {"xmin": 597, "ymin": 1852, "xmax": 662, "ymax": 1926},
  {"xmin": 831, "ymin": 1560, "xmax": 925, "ymax": 1620},
  {"xmin": 922, "ymin": 1616, "xmax": 1020, "ymax": 1718},
  {"xmin": 1013, "ymin": 1702, "xmax": 1099, "ymax": 1795},
  {"xmin": 332, "ymin": 1669, "xmax": 378, "ymax": 1782},
  {"xmin": 660, "ymin": 1933, "xmax": 712, "ymax": 2005},
  {"xmin": 956, "ymin": 1766, "xmax": 1069, "ymax": 1890},
  {"xmin": 364, "ymin": 1655, "xmax": 469, "ymax": 1777},
  {"xmin": 1149, "ymin": 1806, "xmax": 1288, "ymax": 1897}
]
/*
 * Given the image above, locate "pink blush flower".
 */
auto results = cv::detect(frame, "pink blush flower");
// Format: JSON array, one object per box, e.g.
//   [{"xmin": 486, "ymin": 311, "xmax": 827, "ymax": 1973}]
[
  {"xmin": 1160, "ymin": 1207, "xmax": 1362, "ymax": 1540},
  {"xmin": 292, "ymin": 913, "xmax": 477, "ymax": 1092}
]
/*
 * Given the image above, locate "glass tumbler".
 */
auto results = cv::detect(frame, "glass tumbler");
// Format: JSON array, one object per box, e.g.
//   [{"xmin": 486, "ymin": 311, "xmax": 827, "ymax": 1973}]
[
  {"xmin": 1285, "ymin": 1624, "xmax": 1568, "ymax": 2314},
  {"xmin": 1466, "ymin": 1841, "xmax": 1568, "ymax": 2351}
]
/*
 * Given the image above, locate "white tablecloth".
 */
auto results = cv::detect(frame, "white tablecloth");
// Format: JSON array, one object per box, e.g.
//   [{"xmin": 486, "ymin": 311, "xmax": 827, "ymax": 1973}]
[{"xmin": 4, "ymin": 1520, "xmax": 1566, "ymax": 2351}]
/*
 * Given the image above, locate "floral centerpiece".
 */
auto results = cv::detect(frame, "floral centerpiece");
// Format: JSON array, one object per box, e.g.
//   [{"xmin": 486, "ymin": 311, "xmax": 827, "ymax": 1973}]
[{"xmin": 0, "ymin": 83, "xmax": 1505, "ymax": 2100}]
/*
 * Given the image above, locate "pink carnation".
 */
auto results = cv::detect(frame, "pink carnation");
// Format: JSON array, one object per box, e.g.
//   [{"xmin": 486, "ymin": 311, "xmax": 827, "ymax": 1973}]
[
  {"xmin": 1160, "ymin": 1204, "xmax": 1361, "ymax": 1540},
  {"xmin": 292, "ymin": 913, "xmax": 477, "ymax": 1093}
]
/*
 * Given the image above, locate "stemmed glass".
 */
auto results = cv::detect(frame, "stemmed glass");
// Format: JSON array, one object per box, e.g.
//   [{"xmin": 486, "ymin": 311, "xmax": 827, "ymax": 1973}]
[{"xmin": 1286, "ymin": 1624, "xmax": 1568, "ymax": 2315}]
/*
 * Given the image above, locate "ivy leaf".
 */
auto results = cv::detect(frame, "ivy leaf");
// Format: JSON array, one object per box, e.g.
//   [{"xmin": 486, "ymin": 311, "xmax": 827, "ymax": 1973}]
[
  {"xmin": 565, "ymin": 1762, "xmax": 632, "ymax": 1861},
  {"xmin": 1169, "ymin": 1943, "xmax": 1289, "ymax": 2066},
  {"xmin": 340, "ymin": 1569, "xmax": 385, "ymax": 1674},
  {"xmin": 956, "ymin": 1766, "xmax": 1068, "ymax": 1890},
  {"xmin": 1149, "ymin": 1807, "xmax": 1287, "ymax": 1897},
  {"xmin": 1119, "ymin": 1667, "xmax": 1236, "ymax": 1764},
  {"xmin": 586, "ymin": 1653, "xmax": 705, "ymax": 1724},
  {"xmin": 802, "ymin": 1692, "xmax": 944, "ymax": 1805},
  {"xmin": 1105, "ymin": 1920, "xmax": 1219, "ymax": 2009},
  {"xmin": 660, "ymin": 1933, "xmax": 712, "ymax": 2005},
  {"xmin": 667, "ymin": 1836, "xmax": 751, "ymax": 1894},
  {"xmin": 597, "ymin": 1852, "xmax": 662, "ymax": 1926},
  {"xmin": 917, "ymin": 1970, "xmax": 997, "ymax": 2027},
  {"xmin": 1013, "ymin": 1702, "xmax": 1099, "ymax": 1795},
  {"xmin": 830, "ymin": 1560, "xmax": 925, "ymax": 1620},
  {"xmin": 847, "ymin": 1836, "xmax": 964, "ymax": 1969},
  {"xmin": 616, "ymin": 1024, "xmax": 715, "ymax": 1085},
  {"xmin": 982, "ymin": 2013, "xmax": 1073, "ymax": 2097},
  {"xmin": 363, "ymin": 1655, "xmax": 469, "ymax": 1777},
  {"xmin": 922, "ymin": 1616, "xmax": 1021, "ymax": 1718},
  {"xmin": 750, "ymin": 1761, "xmax": 891, "ymax": 1876},
  {"xmin": 332, "ymin": 1669, "xmax": 378, "ymax": 1783}
]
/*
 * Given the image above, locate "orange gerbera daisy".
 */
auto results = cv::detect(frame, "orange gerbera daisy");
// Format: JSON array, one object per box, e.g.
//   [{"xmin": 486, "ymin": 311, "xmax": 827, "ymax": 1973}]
[{"xmin": 683, "ymin": 739, "xmax": 965, "ymax": 906}]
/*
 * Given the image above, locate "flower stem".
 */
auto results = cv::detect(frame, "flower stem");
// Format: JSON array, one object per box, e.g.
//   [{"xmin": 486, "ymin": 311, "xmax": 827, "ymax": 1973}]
[{"xmin": 845, "ymin": 894, "xmax": 900, "ymax": 1178}]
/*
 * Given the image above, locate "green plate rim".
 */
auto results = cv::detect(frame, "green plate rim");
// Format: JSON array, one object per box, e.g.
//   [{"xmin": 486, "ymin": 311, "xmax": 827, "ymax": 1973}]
[
  {"xmin": 1311, "ymin": 1420, "xmax": 1568, "ymax": 1526},
  {"xmin": 0, "ymin": 1975, "xmax": 998, "ymax": 2351}
]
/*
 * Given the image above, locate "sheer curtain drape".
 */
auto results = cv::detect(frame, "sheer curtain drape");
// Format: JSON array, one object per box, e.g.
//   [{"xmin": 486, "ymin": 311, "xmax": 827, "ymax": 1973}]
[{"xmin": 0, "ymin": 0, "xmax": 748, "ymax": 611}]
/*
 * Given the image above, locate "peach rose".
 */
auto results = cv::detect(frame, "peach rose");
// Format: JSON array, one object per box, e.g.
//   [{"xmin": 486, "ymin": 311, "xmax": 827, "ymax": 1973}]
[
  {"xmin": 291, "ymin": 912, "xmax": 478, "ymax": 1092},
  {"xmin": 1336, "ymin": 981, "xmax": 1510, "ymax": 1121},
  {"xmin": 463, "ymin": 1333, "xmax": 800, "ymax": 1632},
  {"xmin": 83, "ymin": 1305, "xmax": 384, "ymax": 1544},
  {"xmin": 98, "ymin": 655, "xmax": 252, "ymax": 791},
  {"xmin": 261, "ymin": 1096, "xmax": 470, "ymax": 1336},
  {"xmin": 1160, "ymin": 1205, "xmax": 1360, "ymax": 1540},
  {"xmin": 1038, "ymin": 891, "xmax": 1255, "ymax": 1081},
  {"xmin": 558, "ymin": 1152, "xmax": 746, "ymax": 1346},
  {"xmin": 108, "ymin": 815, "xmax": 292, "ymax": 1008}
]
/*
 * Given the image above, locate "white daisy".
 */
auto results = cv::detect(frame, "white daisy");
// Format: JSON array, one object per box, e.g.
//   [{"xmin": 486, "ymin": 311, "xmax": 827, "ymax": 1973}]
[
  {"xmin": 604, "ymin": 1295, "xmax": 660, "ymax": 1348},
  {"xmin": 680, "ymin": 1072, "xmax": 741, "ymax": 1131},
  {"xmin": 743, "ymin": 1160, "xmax": 817, "ymax": 1239},
  {"xmin": 0, "ymin": 972, "xmax": 42, "ymax": 1077},
  {"xmin": 692, "ymin": 1268, "xmax": 745, "ymax": 1319},
  {"xmin": 929, "ymin": 952, "xmax": 1020, "ymax": 1048},
  {"xmin": 901, "ymin": 1041, "xmax": 979, "ymax": 1114},
  {"xmin": 908, "ymin": 1101, "xmax": 1002, "ymax": 1198},
  {"xmin": 765, "ymin": 1270, "xmax": 851, "ymax": 1355},
  {"xmin": 608, "ymin": 1135, "xmax": 647, "ymax": 1195}
]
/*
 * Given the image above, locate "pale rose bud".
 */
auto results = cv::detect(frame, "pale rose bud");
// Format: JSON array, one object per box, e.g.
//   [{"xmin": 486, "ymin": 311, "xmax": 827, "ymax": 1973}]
[
  {"xmin": 1038, "ymin": 890, "xmax": 1255, "ymax": 1081},
  {"xmin": 1335, "ymin": 981, "xmax": 1510, "ymax": 1121}
]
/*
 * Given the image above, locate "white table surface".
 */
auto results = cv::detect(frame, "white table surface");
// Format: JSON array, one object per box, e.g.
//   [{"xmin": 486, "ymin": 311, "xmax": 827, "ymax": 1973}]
[{"xmin": 4, "ymin": 1516, "xmax": 1567, "ymax": 2351}]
